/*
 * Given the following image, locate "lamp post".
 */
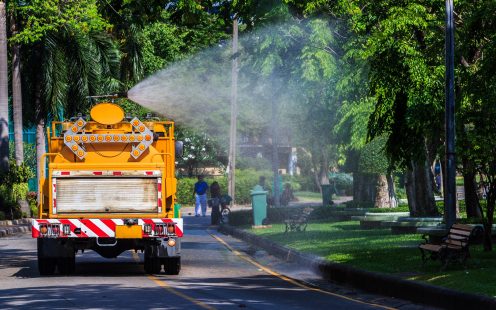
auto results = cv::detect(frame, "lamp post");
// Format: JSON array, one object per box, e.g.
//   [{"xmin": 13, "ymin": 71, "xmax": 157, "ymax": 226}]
[
  {"xmin": 228, "ymin": 17, "xmax": 239, "ymax": 203},
  {"xmin": 444, "ymin": 0, "xmax": 456, "ymax": 228}
]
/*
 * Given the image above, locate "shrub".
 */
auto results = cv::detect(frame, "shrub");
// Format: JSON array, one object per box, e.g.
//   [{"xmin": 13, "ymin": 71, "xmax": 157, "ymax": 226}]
[
  {"xmin": 28, "ymin": 192, "xmax": 38, "ymax": 217},
  {"xmin": 343, "ymin": 200, "xmax": 375, "ymax": 209},
  {"xmin": 0, "ymin": 211, "xmax": 5, "ymax": 220},
  {"xmin": 176, "ymin": 169, "xmax": 266, "ymax": 205},
  {"xmin": 330, "ymin": 172, "xmax": 353, "ymax": 195},
  {"xmin": 292, "ymin": 174, "xmax": 318, "ymax": 192}
]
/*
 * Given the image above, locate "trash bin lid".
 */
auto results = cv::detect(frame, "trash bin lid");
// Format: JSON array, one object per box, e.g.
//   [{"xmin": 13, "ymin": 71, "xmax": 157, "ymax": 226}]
[{"xmin": 250, "ymin": 185, "xmax": 268, "ymax": 195}]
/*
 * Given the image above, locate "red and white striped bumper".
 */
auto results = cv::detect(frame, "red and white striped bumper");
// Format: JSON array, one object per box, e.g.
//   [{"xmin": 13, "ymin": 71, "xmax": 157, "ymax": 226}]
[{"xmin": 32, "ymin": 218, "xmax": 183, "ymax": 238}]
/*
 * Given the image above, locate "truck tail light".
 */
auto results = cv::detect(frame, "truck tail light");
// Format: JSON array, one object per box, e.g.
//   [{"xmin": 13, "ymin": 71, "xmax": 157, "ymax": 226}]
[
  {"xmin": 39, "ymin": 224, "xmax": 61, "ymax": 237},
  {"xmin": 40, "ymin": 224, "xmax": 48, "ymax": 235},
  {"xmin": 144, "ymin": 224, "xmax": 152, "ymax": 235},
  {"xmin": 154, "ymin": 224, "xmax": 166, "ymax": 236},
  {"xmin": 167, "ymin": 223, "xmax": 175, "ymax": 234},
  {"xmin": 62, "ymin": 224, "xmax": 71, "ymax": 236}
]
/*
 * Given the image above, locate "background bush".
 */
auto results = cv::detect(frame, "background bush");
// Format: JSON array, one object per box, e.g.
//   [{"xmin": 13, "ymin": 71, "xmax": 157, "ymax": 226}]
[
  {"xmin": 176, "ymin": 169, "xmax": 268, "ymax": 205},
  {"xmin": 228, "ymin": 206, "xmax": 345, "ymax": 226}
]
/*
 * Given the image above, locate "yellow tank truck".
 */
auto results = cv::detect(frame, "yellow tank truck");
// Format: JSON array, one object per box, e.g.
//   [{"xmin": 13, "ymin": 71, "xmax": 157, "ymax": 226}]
[{"xmin": 32, "ymin": 100, "xmax": 183, "ymax": 275}]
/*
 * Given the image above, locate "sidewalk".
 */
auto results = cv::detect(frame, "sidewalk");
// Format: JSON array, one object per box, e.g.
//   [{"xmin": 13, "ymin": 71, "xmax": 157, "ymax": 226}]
[{"xmin": 0, "ymin": 218, "xmax": 31, "ymax": 237}]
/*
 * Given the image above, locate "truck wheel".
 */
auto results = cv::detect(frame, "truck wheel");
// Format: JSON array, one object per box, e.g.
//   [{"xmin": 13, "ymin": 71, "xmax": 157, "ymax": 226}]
[
  {"xmin": 144, "ymin": 256, "xmax": 161, "ymax": 274},
  {"xmin": 58, "ymin": 257, "xmax": 76, "ymax": 275},
  {"xmin": 38, "ymin": 258, "xmax": 56, "ymax": 276},
  {"xmin": 164, "ymin": 257, "xmax": 181, "ymax": 275}
]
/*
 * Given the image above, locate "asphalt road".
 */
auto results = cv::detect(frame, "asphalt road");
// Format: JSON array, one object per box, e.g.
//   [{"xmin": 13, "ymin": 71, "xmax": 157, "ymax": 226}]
[{"xmin": 0, "ymin": 214, "xmax": 435, "ymax": 310}]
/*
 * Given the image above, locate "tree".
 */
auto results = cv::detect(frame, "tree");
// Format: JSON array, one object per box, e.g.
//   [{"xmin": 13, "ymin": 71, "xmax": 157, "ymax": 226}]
[
  {"xmin": 10, "ymin": 8, "xmax": 23, "ymax": 165},
  {"xmin": 0, "ymin": 1, "xmax": 8, "ymax": 174},
  {"xmin": 175, "ymin": 127, "xmax": 226, "ymax": 177},
  {"xmin": 456, "ymin": 0, "xmax": 496, "ymax": 250}
]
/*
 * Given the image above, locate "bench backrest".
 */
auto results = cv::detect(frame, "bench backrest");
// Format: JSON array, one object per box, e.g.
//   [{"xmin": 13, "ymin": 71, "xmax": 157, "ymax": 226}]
[
  {"xmin": 302, "ymin": 207, "xmax": 313, "ymax": 218},
  {"xmin": 444, "ymin": 224, "xmax": 475, "ymax": 248}
]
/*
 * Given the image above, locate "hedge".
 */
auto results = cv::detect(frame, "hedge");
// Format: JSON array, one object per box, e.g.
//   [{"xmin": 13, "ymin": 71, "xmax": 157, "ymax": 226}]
[
  {"xmin": 176, "ymin": 169, "xmax": 269, "ymax": 205},
  {"xmin": 227, "ymin": 205, "xmax": 348, "ymax": 226}
]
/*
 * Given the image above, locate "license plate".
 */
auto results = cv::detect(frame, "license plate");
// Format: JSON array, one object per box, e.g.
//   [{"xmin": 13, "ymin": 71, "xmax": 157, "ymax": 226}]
[{"xmin": 115, "ymin": 225, "xmax": 142, "ymax": 239}]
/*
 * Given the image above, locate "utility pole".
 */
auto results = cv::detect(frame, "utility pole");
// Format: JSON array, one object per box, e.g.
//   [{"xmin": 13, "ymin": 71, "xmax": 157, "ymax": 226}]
[
  {"xmin": 228, "ymin": 17, "xmax": 238, "ymax": 202},
  {"xmin": 271, "ymin": 76, "xmax": 280, "ymax": 208},
  {"xmin": 444, "ymin": 0, "xmax": 456, "ymax": 228}
]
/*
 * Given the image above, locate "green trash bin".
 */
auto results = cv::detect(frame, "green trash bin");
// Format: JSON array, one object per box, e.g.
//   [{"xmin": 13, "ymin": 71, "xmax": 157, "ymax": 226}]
[
  {"xmin": 251, "ymin": 185, "xmax": 268, "ymax": 226},
  {"xmin": 174, "ymin": 203, "xmax": 181, "ymax": 218}
]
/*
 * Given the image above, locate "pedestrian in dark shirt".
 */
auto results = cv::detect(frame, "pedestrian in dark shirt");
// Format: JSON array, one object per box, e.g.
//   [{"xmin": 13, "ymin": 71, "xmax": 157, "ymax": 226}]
[
  {"xmin": 193, "ymin": 175, "xmax": 208, "ymax": 216},
  {"xmin": 210, "ymin": 181, "xmax": 221, "ymax": 224}
]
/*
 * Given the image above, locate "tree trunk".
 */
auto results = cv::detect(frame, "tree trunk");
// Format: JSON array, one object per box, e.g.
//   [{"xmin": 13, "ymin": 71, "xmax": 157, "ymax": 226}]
[
  {"xmin": 462, "ymin": 158, "xmax": 482, "ymax": 218},
  {"xmin": 375, "ymin": 174, "xmax": 391, "ymax": 208},
  {"xmin": 319, "ymin": 147, "xmax": 329, "ymax": 186},
  {"xmin": 386, "ymin": 173, "xmax": 397, "ymax": 208},
  {"xmin": 0, "ymin": 1, "xmax": 9, "ymax": 173},
  {"xmin": 405, "ymin": 160, "xmax": 438, "ymax": 216},
  {"xmin": 11, "ymin": 13, "xmax": 23, "ymax": 165},
  {"xmin": 482, "ymin": 184, "xmax": 495, "ymax": 251},
  {"xmin": 36, "ymin": 119, "xmax": 45, "ymax": 187}
]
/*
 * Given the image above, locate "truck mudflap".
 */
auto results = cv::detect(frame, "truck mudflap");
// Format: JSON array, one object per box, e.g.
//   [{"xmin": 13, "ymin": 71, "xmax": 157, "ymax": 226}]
[{"xmin": 32, "ymin": 218, "xmax": 183, "ymax": 239}]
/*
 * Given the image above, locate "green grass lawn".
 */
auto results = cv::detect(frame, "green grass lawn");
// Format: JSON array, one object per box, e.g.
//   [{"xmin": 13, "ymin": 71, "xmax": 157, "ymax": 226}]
[
  {"xmin": 294, "ymin": 191, "xmax": 322, "ymax": 202},
  {"xmin": 249, "ymin": 221, "xmax": 496, "ymax": 297}
]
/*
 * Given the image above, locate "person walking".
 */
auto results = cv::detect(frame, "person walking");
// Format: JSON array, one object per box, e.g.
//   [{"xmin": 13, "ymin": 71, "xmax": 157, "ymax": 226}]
[
  {"xmin": 193, "ymin": 175, "xmax": 208, "ymax": 216},
  {"xmin": 209, "ymin": 181, "xmax": 222, "ymax": 225}
]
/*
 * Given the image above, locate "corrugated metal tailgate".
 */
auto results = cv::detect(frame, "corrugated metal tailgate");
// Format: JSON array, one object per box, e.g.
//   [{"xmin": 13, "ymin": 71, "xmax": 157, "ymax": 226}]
[{"xmin": 56, "ymin": 178, "xmax": 158, "ymax": 213}]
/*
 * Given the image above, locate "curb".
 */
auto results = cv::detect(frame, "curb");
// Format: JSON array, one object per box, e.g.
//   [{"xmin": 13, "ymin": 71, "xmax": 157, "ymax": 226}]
[
  {"xmin": 0, "ymin": 225, "xmax": 31, "ymax": 237},
  {"xmin": 219, "ymin": 224, "xmax": 496, "ymax": 310}
]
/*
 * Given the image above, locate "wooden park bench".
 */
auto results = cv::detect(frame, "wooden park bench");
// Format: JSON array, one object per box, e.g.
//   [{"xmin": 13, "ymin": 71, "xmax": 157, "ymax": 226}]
[
  {"xmin": 418, "ymin": 223, "xmax": 480, "ymax": 269},
  {"xmin": 284, "ymin": 207, "xmax": 313, "ymax": 233}
]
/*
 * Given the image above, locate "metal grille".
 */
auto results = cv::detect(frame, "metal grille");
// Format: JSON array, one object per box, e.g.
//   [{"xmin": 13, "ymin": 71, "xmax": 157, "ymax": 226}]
[{"xmin": 56, "ymin": 178, "xmax": 158, "ymax": 213}]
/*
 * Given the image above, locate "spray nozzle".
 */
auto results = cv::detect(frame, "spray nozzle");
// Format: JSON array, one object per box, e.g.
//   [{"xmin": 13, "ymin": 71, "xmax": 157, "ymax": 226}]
[{"xmin": 87, "ymin": 91, "xmax": 128, "ymax": 99}]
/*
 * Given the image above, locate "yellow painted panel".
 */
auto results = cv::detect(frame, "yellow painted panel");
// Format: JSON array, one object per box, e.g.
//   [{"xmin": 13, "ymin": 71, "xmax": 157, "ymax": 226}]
[
  {"xmin": 115, "ymin": 225, "xmax": 142, "ymax": 239},
  {"xmin": 90, "ymin": 103, "xmax": 124, "ymax": 125}
]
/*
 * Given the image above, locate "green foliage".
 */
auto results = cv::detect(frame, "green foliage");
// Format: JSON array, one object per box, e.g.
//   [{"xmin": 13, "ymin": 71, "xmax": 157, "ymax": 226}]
[
  {"xmin": 236, "ymin": 156, "xmax": 272, "ymax": 171},
  {"xmin": 292, "ymin": 174, "xmax": 318, "ymax": 192},
  {"xmin": 176, "ymin": 177, "xmax": 197, "ymax": 205},
  {"xmin": 358, "ymin": 136, "xmax": 389, "ymax": 174},
  {"xmin": 0, "ymin": 160, "xmax": 34, "ymax": 219},
  {"xmin": 329, "ymin": 172, "xmax": 353, "ymax": 195},
  {"xmin": 176, "ymin": 169, "xmax": 266, "ymax": 205},
  {"xmin": 234, "ymin": 169, "xmax": 267, "ymax": 204},
  {"xmin": 9, "ymin": 142, "xmax": 36, "ymax": 178},
  {"xmin": 13, "ymin": 0, "xmax": 110, "ymax": 44},
  {"xmin": 0, "ymin": 211, "xmax": 5, "ymax": 221},
  {"xmin": 366, "ymin": 205, "xmax": 410, "ymax": 213},
  {"xmin": 1, "ymin": 160, "xmax": 34, "ymax": 185},
  {"xmin": 176, "ymin": 127, "xmax": 227, "ymax": 177},
  {"xmin": 27, "ymin": 191, "xmax": 38, "ymax": 217}
]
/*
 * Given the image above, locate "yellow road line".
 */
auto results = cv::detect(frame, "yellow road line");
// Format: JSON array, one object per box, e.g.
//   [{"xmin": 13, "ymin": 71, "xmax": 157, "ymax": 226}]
[
  {"xmin": 131, "ymin": 252, "xmax": 216, "ymax": 310},
  {"xmin": 209, "ymin": 233, "xmax": 397, "ymax": 310}
]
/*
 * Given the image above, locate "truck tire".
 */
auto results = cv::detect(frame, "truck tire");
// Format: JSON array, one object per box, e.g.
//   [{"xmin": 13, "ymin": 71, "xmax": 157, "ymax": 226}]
[
  {"xmin": 38, "ymin": 258, "xmax": 56, "ymax": 276},
  {"xmin": 57, "ymin": 257, "xmax": 76, "ymax": 275},
  {"xmin": 164, "ymin": 257, "xmax": 181, "ymax": 275},
  {"xmin": 144, "ymin": 255, "xmax": 161, "ymax": 274}
]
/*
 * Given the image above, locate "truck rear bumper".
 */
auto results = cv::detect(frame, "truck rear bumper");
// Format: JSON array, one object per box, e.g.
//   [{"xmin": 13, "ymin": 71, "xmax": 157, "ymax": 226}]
[{"xmin": 32, "ymin": 218, "xmax": 183, "ymax": 239}]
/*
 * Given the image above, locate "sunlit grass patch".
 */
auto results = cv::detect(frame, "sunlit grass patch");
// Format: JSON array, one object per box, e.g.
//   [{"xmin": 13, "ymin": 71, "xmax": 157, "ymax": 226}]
[{"xmin": 248, "ymin": 220, "xmax": 496, "ymax": 297}]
